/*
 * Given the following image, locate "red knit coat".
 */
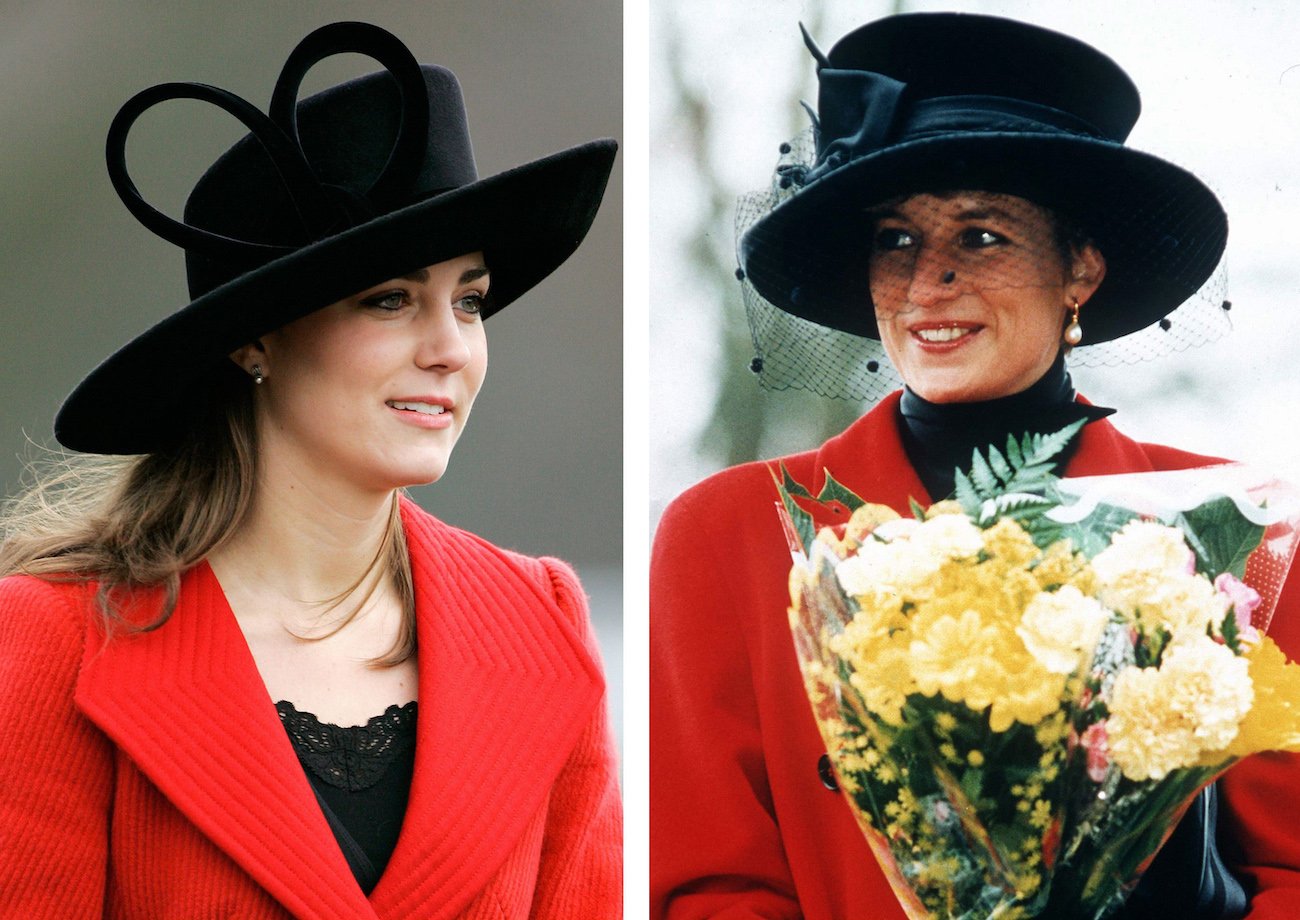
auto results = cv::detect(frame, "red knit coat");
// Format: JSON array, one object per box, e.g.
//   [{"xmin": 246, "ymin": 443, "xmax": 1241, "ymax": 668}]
[
  {"xmin": 0, "ymin": 498, "xmax": 621, "ymax": 919},
  {"xmin": 651, "ymin": 392, "xmax": 1300, "ymax": 918}
]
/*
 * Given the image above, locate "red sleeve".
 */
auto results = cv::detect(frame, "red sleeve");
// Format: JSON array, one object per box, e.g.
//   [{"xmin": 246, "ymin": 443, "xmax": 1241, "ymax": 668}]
[
  {"xmin": 0, "ymin": 576, "xmax": 112, "ymax": 918},
  {"xmin": 529, "ymin": 558, "xmax": 622, "ymax": 918},
  {"xmin": 1220, "ymin": 559, "xmax": 1300, "ymax": 917},
  {"xmin": 650, "ymin": 486, "xmax": 803, "ymax": 920}
]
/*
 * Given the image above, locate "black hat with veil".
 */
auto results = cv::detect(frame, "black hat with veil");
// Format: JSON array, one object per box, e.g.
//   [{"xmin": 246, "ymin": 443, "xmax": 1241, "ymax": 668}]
[{"xmin": 737, "ymin": 13, "xmax": 1230, "ymax": 402}]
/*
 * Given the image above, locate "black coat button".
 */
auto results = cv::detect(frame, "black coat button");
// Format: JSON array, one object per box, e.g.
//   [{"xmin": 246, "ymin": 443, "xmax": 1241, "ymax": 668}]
[{"xmin": 817, "ymin": 753, "xmax": 840, "ymax": 792}]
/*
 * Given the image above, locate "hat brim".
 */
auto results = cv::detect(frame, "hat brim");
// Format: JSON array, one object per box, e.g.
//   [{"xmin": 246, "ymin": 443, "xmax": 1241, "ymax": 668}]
[
  {"xmin": 56, "ymin": 139, "xmax": 617, "ymax": 454},
  {"xmin": 739, "ymin": 133, "xmax": 1227, "ymax": 342}
]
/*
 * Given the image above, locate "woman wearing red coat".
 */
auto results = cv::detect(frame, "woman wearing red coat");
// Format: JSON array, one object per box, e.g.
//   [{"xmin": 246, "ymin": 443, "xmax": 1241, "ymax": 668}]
[
  {"xmin": 651, "ymin": 13, "xmax": 1300, "ymax": 919},
  {"xmin": 0, "ymin": 22, "xmax": 619, "ymax": 919}
]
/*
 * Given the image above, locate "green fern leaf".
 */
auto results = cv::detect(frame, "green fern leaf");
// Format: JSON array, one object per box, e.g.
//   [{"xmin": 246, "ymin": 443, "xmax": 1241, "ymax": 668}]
[
  {"xmin": 1003, "ymin": 420, "xmax": 1086, "ymax": 493},
  {"xmin": 987, "ymin": 445, "xmax": 1014, "ymax": 484},
  {"xmin": 993, "ymin": 493, "xmax": 1055, "ymax": 516},
  {"xmin": 1005, "ymin": 433, "xmax": 1024, "ymax": 467},
  {"xmin": 954, "ymin": 468, "xmax": 981, "ymax": 517},
  {"xmin": 969, "ymin": 449, "xmax": 999, "ymax": 496}
]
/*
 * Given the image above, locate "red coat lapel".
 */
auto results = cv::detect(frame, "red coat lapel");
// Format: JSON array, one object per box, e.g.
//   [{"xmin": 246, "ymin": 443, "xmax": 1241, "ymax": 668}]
[
  {"xmin": 75, "ymin": 564, "xmax": 374, "ymax": 920},
  {"xmin": 371, "ymin": 500, "xmax": 603, "ymax": 918}
]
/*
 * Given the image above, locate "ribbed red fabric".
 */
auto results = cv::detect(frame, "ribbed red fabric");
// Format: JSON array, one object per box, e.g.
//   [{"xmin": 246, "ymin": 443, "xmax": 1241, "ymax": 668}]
[
  {"xmin": 0, "ymin": 498, "xmax": 621, "ymax": 919},
  {"xmin": 651, "ymin": 391, "xmax": 1300, "ymax": 919}
]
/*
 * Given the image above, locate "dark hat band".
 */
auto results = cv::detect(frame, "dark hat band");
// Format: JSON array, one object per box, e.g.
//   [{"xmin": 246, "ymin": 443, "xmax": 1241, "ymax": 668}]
[{"xmin": 801, "ymin": 69, "xmax": 1109, "ymax": 189}]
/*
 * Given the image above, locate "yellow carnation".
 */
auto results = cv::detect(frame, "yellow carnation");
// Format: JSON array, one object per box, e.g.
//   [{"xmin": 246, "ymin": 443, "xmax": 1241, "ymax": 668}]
[
  {"xmin": 847, "ymin": 643, "xmax": 914, "ymax": 727},
  {"xmin": 981, "ymin": 518, "xmax": 1040, "ymax": 569},
  {"xmin": 1017, "ymin": 585, "xmax": 1109, "ymax": 674},
  {"xmin": 1103, "ymin": 569, "xmax": 1225, "ymax": 639},
  {"xmin": 909, "ymin": 608, "xmax": 1002, "ymax": 705},
  {"xmin": 1108, "ymin": 635, "xmax": 1253, "ymax": 780},
  {"xmin": 1214, "ymin": 636, "xmax": 1300, "ymax": 759}
]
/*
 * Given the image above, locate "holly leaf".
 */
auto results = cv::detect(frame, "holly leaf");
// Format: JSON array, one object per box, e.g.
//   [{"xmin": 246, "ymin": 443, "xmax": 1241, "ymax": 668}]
[{"xmin": 817, "ymin": 469, "xmax": 866, "ymax": 512}]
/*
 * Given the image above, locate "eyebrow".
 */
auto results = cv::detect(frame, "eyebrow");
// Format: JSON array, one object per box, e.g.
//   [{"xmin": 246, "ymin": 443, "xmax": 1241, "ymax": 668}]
[
  {"xmin": 398, "ymin": 265, "xmax": 490, "ymax": 285},
  {"xmin": 954, "ymin": 205, "xmax": 1024, "ymax": 225},
  {"xmin": 864, "ymin": 204, "xmax": 1027, "ymax": 226}
]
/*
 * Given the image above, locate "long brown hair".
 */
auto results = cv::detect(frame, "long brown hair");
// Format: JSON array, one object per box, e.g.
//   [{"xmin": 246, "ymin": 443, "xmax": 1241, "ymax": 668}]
[{"xmin": 0, "ymin": 376, "xmax": 416, "ymax": 666}]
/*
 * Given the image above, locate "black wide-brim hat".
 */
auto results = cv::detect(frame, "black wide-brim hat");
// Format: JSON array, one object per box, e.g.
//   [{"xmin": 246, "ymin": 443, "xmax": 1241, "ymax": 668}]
[
  {"xmin": 739, "ymin": 13, "xmax": 1227, "ymax": 343},
  {"xmin": 56, "ymin": 22, "xmax": 616, "ymax": 455}
]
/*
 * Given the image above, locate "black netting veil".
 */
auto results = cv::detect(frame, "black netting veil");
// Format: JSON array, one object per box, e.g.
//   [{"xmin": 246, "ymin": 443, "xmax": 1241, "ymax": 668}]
[{"xmin": 737, "ymin": 126, "xmax": 1230, "ymax": 403}]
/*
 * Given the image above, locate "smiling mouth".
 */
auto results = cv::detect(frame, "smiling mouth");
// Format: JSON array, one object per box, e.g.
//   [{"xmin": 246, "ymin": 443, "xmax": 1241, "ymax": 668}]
[
  {"xmin": 912, "ymin": 325, "xmax": 979, "ymax": 344},
  {"xmin": 386, "ymin": 400, "xmax": 447, "ymax": 415}
]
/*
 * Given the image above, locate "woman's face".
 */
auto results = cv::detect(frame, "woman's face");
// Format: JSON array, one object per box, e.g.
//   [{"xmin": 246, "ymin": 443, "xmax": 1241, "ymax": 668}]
[
  {"xmin": 869, "ymin": 191, "xmax": 1104, "ymax": 403},
  {"xmin": 239, "ymin": 253, "xmax": 490, "ymax": 496}
]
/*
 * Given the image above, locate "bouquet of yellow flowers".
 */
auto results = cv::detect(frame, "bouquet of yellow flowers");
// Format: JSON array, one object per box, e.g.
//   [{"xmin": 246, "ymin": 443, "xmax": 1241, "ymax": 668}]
[{"xmin": 781, "ymin": 422, "xmax": 1300, "ymax": 919}]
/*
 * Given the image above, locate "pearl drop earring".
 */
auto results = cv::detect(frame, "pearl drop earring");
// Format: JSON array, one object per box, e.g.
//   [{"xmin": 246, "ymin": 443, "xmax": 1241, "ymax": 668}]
[{"xmin": 1063, "ymin": 299, "xmax": 1083, "ymax": 346}]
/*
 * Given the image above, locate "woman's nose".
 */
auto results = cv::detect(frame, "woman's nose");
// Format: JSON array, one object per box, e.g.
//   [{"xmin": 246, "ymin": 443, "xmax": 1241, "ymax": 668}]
[
  {"xmin": 906, "ymin": 246, "xmax": 961, "ymax": 308},
  {"xmin": 416, "ymin": 306, "xmax": 472, "ymax": 371}
]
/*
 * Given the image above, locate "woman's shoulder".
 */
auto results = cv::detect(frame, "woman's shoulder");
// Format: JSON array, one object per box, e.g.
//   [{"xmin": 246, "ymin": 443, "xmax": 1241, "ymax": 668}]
[
  {"xmin": 1073, "ymin": 407, "xmax": 1232, "ymax": 475},
  {"xmin": 659, "ymin": 444, "xmax": 824, "ymax": 532},
  {"xmin": 398, "ymin": 496, "xmax": 588, "ymax": 617},
  {"xmin": 1136, "ymin": 439, "xmax": 1230, "ymax": 471},
  {"xmin": 0, "ymin": 574, "xmax": 100, "ymax": 694},
  {"xmin": 0, "ymin": 573, "xmax": 97, "ymax": 637}
]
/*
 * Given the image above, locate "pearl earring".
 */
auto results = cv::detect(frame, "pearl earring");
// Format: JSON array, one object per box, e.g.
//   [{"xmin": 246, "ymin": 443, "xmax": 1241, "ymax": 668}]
[
  {"xmin": 251, "ymin": 363, "xmax": 265, "ymax": 384},
  {"xmin": 1063, "ymin": 299, "xmax": 1083, "ymax": 346}
]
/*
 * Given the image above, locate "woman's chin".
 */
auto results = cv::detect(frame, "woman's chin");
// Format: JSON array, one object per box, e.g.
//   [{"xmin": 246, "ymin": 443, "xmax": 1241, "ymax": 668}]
[{"xmin": 907, "ymin": 375, "xmax": 990, "ymax": 405}]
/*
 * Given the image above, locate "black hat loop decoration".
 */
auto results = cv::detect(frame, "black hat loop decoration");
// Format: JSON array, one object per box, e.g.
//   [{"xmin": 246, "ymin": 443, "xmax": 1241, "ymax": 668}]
[
  {"xmin": 268, "ymin": 21, "xmax": 431, "ymax": 213},
  {"xmin": 105, "ymin": 82, "xmax": 328, "ymax": 261},
  {"xmin": 56, "ymin": 20, "xmax": 617, "ymax": 454},
  {"xmin": 105, "ymin": 21, "xmax": 434, "ymax": 260}
]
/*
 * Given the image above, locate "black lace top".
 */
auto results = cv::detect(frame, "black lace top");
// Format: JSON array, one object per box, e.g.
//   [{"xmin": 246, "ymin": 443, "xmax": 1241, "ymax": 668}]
[{"xmin": 276, "ymin": 700, "xmax": 417, "ymax": 894}]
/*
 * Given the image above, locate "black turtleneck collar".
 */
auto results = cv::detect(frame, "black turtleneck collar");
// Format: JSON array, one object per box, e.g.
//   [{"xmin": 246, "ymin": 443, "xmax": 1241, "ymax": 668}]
[{"xmin": 897, "ymin": 352, "xmax": 1115, "ymax": 500}]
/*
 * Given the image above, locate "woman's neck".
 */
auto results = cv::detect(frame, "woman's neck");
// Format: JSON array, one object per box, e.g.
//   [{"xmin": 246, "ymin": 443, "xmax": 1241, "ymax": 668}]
[
  {"xmin": 207, "ymin": 458, "xmax": 398, "ymax": 626},
  {"xmin": 897, "ymin": 353, "xmax": 1113, "ymax": 499}
]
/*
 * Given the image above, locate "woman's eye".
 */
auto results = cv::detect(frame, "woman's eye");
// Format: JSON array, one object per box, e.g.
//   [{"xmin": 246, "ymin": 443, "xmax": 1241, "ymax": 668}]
[
  {"xmin": 361, "ymin": 291, "xmax": 408, "ymax": 311},
  {"xmin": 456, "ymin": 292, "xmax": 487, "ymax": 315},
  {"xmin": 960, "ymin": 228, "xmax": 1004, "ymax": 248},
  {"xmin": 873, "ymin": 227, "xmax": 915, "ymax": 252}
]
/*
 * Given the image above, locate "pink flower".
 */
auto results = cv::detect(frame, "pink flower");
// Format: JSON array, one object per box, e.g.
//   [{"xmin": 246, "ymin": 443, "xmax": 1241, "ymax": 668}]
[
  {"xmin": 1214, "ymin": 573, "xmax": 1262, "ymax": 643},
  {"xmin": 1081, "ymin": 722, "xmax": 1111, "ymax": 783}
]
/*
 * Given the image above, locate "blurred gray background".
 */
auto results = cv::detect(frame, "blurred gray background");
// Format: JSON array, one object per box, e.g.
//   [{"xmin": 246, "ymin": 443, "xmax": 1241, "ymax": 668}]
[
  {"xmin": 651, "ymin": 0, "xmax": 1300, "ymax": 530},
  {"xmin": 0, "ymin": 2, "xmax": 622, "ymax": 744}
]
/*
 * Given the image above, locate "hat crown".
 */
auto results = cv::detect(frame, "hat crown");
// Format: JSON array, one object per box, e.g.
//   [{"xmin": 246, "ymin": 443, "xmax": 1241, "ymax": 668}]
[
  {"xmin": 823, "ymin": 13, "xmax": 1141, "ymax": 143},
  {"xmin": 183, "ymin": 64, "xmax": 478, "ymax": 299}
]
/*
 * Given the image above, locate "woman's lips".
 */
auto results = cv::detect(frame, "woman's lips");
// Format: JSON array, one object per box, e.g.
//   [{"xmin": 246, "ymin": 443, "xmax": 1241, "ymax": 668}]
[
  {"xmin": 910, "ymin": 323, "xmax": 982, "ymax": 350},
  {"xmin": 385, "ymin": 398, "xmax": 454, "ymax": 429}
]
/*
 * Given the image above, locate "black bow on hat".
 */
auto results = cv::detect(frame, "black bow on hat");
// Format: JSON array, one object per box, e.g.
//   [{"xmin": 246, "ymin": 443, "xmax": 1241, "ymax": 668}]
[{"xmin": 56, "ymin": 21, "xmax": 617, "ymax": 455}]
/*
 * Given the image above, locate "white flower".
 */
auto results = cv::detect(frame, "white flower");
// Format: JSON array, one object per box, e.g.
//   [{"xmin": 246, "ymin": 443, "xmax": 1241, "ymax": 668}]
[
  {"xmin": 836, "ymin": 540, "xmax": 937, "ymax": 598},
  {"xmin": 1107, "ymin": 635, "xmax": 1253, "ymax": 781},
  {"xmin": 1017, "ymin": 586, "xmax": 1110, "ymax": 674},
  {"xmin": 1092, "ymin": 520, "xmax": 1194, "ymax": 585},
  {"xmin": 910, "ymin": 513, "xmax": 985, "ymax": 561}
]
